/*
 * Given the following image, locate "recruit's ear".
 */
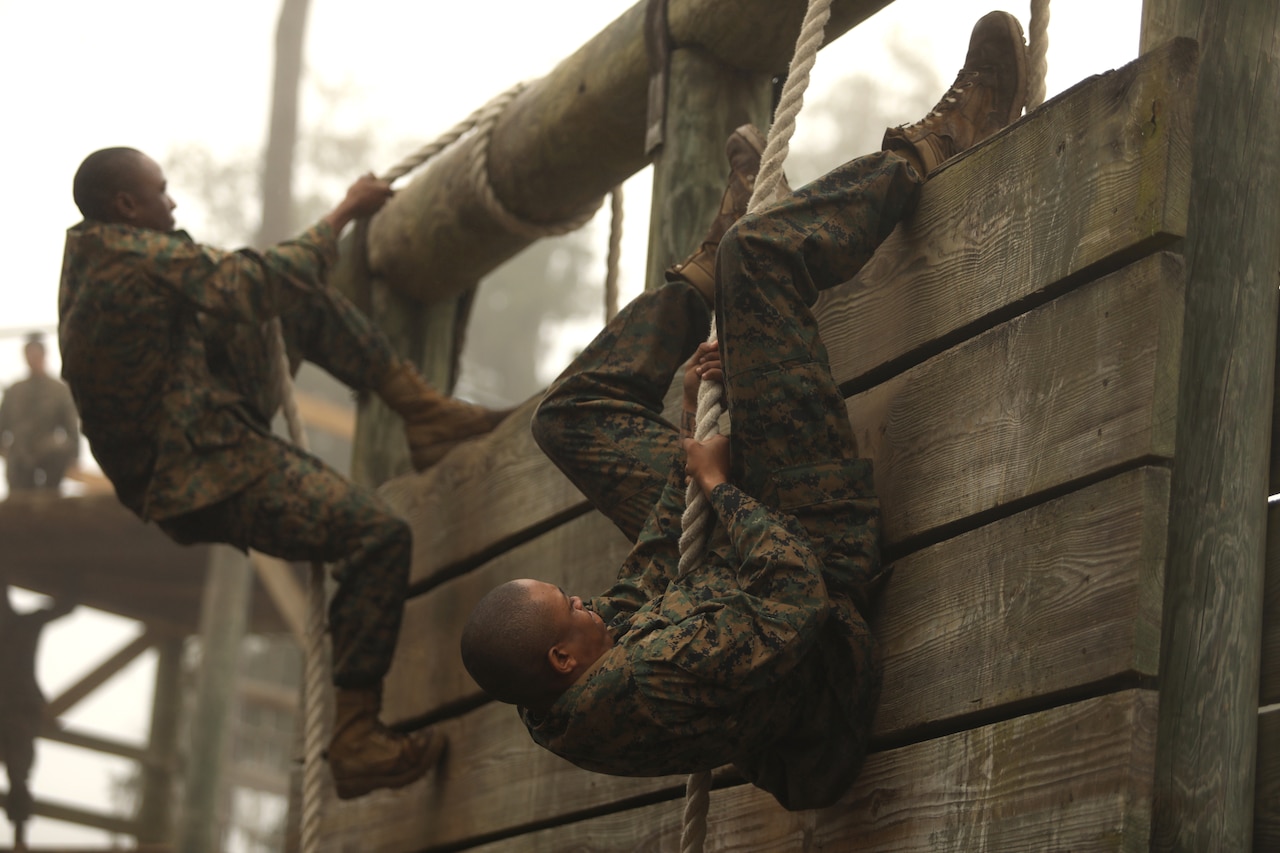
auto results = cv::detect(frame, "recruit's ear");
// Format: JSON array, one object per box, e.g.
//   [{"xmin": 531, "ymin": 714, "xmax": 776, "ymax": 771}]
[{"xmin": 547, "ymin": 644, "xmax": 576, "ymax": 676}]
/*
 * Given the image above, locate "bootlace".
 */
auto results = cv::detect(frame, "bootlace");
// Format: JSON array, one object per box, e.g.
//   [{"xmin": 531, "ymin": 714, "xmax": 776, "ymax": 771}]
[{"xmin": 903, "ymin": 69, "xmax": 980, "ymax": 128}]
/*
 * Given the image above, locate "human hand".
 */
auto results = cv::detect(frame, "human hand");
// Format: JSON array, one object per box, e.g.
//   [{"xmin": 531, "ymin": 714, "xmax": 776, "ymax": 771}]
[
  {"xmin": 682, "ymin": 433, "xmax": 730, "ymax": 496},
  {"xmin": 682, "ymin": 339, "xmax": 723, "ymax": 412},
  {"xmin": 324, "ymin": 173, "xmax": 395, "ymax": 232}
]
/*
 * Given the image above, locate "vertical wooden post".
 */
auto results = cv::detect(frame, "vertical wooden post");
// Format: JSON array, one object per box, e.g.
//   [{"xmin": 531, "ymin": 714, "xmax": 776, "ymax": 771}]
[
  {"xmin": 1140, "ymin": 0, "xmax": 1202, "ymax": 53},
  {"xmin": 136, "ymin": 637, "xmax": 183, "ymax": 844},
  {"xmin": 644, "ymin": 47, "xmax": 773, "ymax": 292},
  {"xmin": 178, "ymin": 546, "xmax": 253, "ymax": 853},
  {"xmin": 1148, "ymin": 2, "xmax": 1280, "ymax": 850}
]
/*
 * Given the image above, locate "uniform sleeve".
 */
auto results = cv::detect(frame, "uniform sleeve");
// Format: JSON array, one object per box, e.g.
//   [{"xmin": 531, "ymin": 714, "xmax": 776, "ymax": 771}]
[
  {"xmin": 632, "ymin": 482, "xmax": 830, "ymax": 703},
  {"xmin": 140, "ymin": 222, "xmax": 338, "ymax": 323}
]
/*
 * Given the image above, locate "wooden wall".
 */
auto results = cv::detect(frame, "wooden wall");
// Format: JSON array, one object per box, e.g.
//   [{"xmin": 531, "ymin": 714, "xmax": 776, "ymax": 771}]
[{"xmin": 316, "ymin": 37, "xmax": 1276, "ymax": 852}]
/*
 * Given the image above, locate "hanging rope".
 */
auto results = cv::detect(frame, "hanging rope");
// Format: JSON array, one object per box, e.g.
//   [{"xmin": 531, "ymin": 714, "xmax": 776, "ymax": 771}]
[
  {"xmin": 263, "ymin": 323, "xmax": 327, "ymax": 853},
  {"xmin": 604, "ymin": 186, "xmax": 625, "ymax": 321},
  {"xmin": 677, "ymin": 2, "xmax": 833, "ymax": 850},
  {"xmin": 1027, "ymin": 0, "xmax": 1050, "ymax": 110}
]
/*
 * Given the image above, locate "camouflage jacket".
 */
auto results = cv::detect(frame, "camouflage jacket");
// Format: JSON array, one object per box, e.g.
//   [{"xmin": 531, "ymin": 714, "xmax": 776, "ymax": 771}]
[
  {"xmin": 0, "ymin": 374, "xmax": 79, "ymax": 467},
  {"xmin": 522, "ymin": 475, "xmax": 876, "ymax": 809},
  {"xmin": 58, "ymin": 220, "xmax": 338, "ymax": 521}
]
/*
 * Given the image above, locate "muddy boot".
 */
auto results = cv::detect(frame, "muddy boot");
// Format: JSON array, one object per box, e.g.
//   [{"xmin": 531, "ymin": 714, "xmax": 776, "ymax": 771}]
[
  {"xmin": 665, "ymin": 124, "xmax": 788, "ymax": 306},
  {"xmin": 377, "ymin": 360, "xmax": 511, "ymax": 470},
  {"xmin": 882, "ymin": 10, "xmax": 1028, "ymax": 175},
  {"xmin": 327, "ymin": 686, "xmax": 447, "ymax": 800}
]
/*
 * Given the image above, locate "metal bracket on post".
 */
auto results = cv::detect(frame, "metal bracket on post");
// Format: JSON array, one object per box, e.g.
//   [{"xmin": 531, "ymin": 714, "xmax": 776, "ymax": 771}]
[{"xmin": 644, "ymin": 0, "xmax": 672, "ymax": 157}]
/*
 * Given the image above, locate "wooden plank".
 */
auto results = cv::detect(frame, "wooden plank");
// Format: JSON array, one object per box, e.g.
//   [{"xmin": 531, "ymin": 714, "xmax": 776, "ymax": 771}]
[
  {"xmin": 814, "ymin": 38, "xmax": 1195, "ymax": 391},
  {"xmin": 319, "ymin": 698, "xmax": 685, "ymax": 852},
  {"xmin": 324, "ymin": 689, "xmax": 1156, "ymax": 852},
  {"xmin": 386, "ymin": 468, "xmax": 1170, "ymax": 735},
  {"xmin": 43, "ymin": 629, "xmax": 156, "ymax": 719},
  {"xmin": 1263, "ymin": 502, "xmax": 1280, "ymax": 706},
  {"xmin": 384, "ymin": 510, "xmax": 632, "ymax": 722},
  {"xmin": 875, "ymin": 467, "xmax": 1168, "ymax": 739},
  {"xmin": 0, "ymin": 493, "xmax": 288, "ymax": 634},
  {"xmin": 848, "ymin": 251, "xmax": 1183, "ymax": 547},
  {"xmin": 1257, "ymin": 707, "xmax": 1280, "ymax": 852}
]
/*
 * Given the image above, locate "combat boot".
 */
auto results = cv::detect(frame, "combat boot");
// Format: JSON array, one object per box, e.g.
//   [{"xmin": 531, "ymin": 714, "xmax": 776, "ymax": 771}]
[
  {"xmin": 328, "ymin": 685, "xmax": 447, "ymax": 800},
  {"xmin": 666, "ymin": 124, "xmax": 788, "ymax": 306},
  {"xmin": 377, "ymin": 360, "xmax": 511, "ymax": 470},
  {"xmin": 882, "ymin": 10, "xmax": 1028, "ymax": 175}
]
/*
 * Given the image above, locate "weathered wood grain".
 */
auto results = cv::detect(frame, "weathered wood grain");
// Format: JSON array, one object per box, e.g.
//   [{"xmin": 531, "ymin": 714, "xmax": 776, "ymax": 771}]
[
  {"xmin": 875, "ymin": 466, "xmax": 1168, "ymax": 738},
  {"xmin": 385, "ymin": 465, "xmax": 1169, "ymax": 748},
  {"xmin": 848, "ymin": 251, "xmax": 1183, "ymax": 548},
  {"xmin": 814, "ymin": 38, "xmax": 1195, "ymax": 391},
  {"xmin": 322, "ymin": 689, "xmax": 1157, "ymax": 852},
  {"xmin": 1150, "ymin": 3, "xmax": 1279, "ymax": 849}
]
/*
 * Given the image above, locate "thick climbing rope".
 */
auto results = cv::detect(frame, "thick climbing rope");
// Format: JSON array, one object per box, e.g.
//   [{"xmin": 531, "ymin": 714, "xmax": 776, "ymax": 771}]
[
  {"xmin": 676, "ymin": 1, "xmax": 833, "ymax": 850},
  {"xmin": 1027, "ymin": 0, "xmax": 1050, "ymax": 110},
  {"xmin": 604, "ymin": 186, "xmax": 625, "ymax": 321},
  {"xmin": 263, "ymin": 322, "xmax": 328, "ymax": 853}
]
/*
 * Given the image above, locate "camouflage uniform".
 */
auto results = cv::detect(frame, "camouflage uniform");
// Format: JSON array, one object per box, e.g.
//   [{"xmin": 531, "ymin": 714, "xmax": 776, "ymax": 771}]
[
  {"xmin": 0, "ymin": 373, "xmax": 79, "ymax": 491},
  {"xmin": 59, "ymin": 221, "xmax": 407, "ymax": 686},
  {"xmin": 526, "ymin": 151, "xmax": 922, "ymax": 810}
]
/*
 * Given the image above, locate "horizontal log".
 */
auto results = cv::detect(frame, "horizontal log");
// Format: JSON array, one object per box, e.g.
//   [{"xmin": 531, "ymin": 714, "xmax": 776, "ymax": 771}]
[
  {"xmin": 848, "ymin": 251, "xmax": 1182, "ymax": 547},
  {"xmin": 323, "ymin": 689, "xmax": 1156, "ymax": 852},
  {"xmin": 815, "ymin": 37, "xmax": 1195, "ymax": 391},
  {"xmin": 350, "ymin": 0, "xmax": 895, "ymax": 308}
]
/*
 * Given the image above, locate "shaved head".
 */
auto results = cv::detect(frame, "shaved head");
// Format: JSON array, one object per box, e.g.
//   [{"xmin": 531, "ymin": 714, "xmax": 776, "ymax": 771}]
[
  {"xmin": 461, "ymin": 580, "xmax": 561, "ymax": 707},
  {"xmin": 72, "ymin": 147, "xmax": 146, "ymax": 221}
]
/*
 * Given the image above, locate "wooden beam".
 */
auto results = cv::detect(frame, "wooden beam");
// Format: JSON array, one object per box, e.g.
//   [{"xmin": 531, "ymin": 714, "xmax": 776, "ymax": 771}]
[
  {"xmin": 642, "ymin": 47, "xmax": 772, "ymax": 290},
  {"xmin": 178, "ymin": 546, "xmax": 253, "ymax": 853},
  {"xmin": 1263, "ymin": 502, "xmax": 1280, "ymax": 706},
  {"xmin": 38, "ymin": 720, "xmax": 155, "ymax": 765},
  {"xmin": 343, "ymin": 0, "xmax": 894, "ymax": 309},
  {"xmin": 43, "ymin": 629, "xmax": 156, "ymax": 719},
  {"xmin": 137, "ymin": 638, "xmax": 183, "ymax": 845},
  {"xmin": 1151, "ymin": 3, "xmax": 1280, "ymax": 850},
  {"xmin": 1257, "ymin": 707, "xmax": 1280, "ymax": 852},
  {"xmin": 291, "ymin": 388, "xmax": 354, "ymax": 441},
  {"xmin": 0, "ymin": 792, "xmax": 138, "ymax": 837}
]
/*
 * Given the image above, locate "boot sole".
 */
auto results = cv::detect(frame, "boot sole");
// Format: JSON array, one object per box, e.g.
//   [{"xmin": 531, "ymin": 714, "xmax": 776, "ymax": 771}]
[
  {"xmin": 332, "ymin": 732, "xmax": 447, "ymax": 800},
  {"xmin": 990, "ymin": 11, "xmax": 1030, "ymax": 122}
]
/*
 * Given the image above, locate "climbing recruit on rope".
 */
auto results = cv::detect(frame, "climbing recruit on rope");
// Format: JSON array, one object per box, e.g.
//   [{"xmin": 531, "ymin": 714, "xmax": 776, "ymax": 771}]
[{"xmin": 460, "ymin": 9, "xmax": 1031, "ymax": 834}]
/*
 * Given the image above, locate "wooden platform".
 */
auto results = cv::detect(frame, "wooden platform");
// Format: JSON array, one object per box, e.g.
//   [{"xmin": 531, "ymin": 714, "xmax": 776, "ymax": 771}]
[
  {"xmin": 316, "ymin": 38, "xmax": 1278, "ymax": 852},
  {"xmin": 0, "ymin": 492, "xmax": 291, "ymax": 635}
]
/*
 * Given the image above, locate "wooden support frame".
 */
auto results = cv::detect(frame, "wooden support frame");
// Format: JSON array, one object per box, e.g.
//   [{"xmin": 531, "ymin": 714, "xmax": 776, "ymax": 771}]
[
  {"xmin": 1137, "ymin": 2, "xmax": 1280, "ymax": 850},
  {"xmin": 42, "ymin": 629, "xmax": 156, "ymax": 719}
]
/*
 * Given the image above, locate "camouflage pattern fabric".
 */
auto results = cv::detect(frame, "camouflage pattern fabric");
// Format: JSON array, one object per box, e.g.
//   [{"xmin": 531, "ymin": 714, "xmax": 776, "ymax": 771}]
[
  {"xmin": 526, "ymin": 151, "xmax": 923, "ymax": 811},
  {"xmin": 58, "ymin": 220, "xmax": 408, "ymax": 687},
  {"xmin": 0, "ymin": 374, "xmax": 79, "ymax": 491}
]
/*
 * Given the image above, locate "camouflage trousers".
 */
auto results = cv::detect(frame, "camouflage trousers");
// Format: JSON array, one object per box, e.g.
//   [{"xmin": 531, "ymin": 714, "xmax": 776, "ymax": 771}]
[
  {"xmin": 534, "ymin": 150, "xmax": 923, "ymax": 808},
  {"xmin": 161, "ymin": 281, "xmax": 406, "ymax": 689},
  {"xmin": 536, "ymin": 150, "xmax": 921, "ymax": 598}
]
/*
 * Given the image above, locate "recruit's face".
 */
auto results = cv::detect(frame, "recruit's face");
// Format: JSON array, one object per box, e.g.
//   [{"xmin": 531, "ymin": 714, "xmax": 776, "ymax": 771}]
[
  {"xmin": 119, "ymin": 153, "xmax": 177, "ymax": 232},
  {"xmin": 521, "ymin": 579, "xmax": 613, "ymax": 675}
]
